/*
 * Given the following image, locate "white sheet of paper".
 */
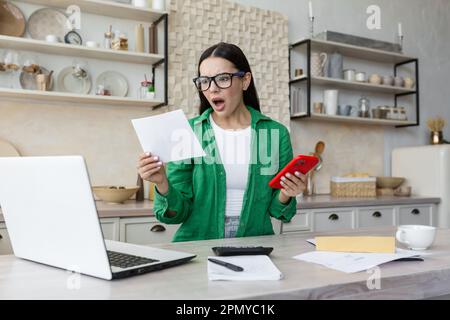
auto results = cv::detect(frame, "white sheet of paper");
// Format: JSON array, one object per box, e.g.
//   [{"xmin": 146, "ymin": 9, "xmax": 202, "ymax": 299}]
[
  {"xmin": 293, "ymin": 250, "xmax": 420, "ymax": 273},
  {"xmin": 131, "ymin": 110, "xmax": 205, "ymax": 163},
  {"xmin": 208, "ymin": 255, "xmax": 283, "ymax": 281}
]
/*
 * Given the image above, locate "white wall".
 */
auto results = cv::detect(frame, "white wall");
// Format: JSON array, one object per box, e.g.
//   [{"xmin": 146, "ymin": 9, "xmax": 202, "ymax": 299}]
[{"xmin": 232, "ymin": 0, "xmax": 450, "ymax": 176}]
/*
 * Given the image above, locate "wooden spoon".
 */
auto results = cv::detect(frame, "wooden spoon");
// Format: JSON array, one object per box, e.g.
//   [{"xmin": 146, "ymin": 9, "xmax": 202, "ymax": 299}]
[
  {"xmin": 315, "ymin": 141, "xmax": 325, "ymax": 156},
  {"xmin": 314, "ymin": 141, "xmax": 325, "ymax": 171}
]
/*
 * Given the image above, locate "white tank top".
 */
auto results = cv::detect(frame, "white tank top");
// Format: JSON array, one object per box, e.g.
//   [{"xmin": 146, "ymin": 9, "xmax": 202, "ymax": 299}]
[{"xmin": 210, "ymin": 114, "xmax": 251, "ymax": 217}]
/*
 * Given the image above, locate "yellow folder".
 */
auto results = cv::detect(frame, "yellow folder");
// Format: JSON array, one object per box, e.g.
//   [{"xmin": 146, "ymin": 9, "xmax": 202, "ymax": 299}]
[{"xmin": 315, "ymin": 236, "xmax": 395, "ymax": 253}]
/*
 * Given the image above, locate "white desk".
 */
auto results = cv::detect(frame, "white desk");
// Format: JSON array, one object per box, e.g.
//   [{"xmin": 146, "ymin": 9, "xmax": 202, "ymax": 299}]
[{"xmin": 1, "ymin": 227, "xmax": 450, "ymax": 299}]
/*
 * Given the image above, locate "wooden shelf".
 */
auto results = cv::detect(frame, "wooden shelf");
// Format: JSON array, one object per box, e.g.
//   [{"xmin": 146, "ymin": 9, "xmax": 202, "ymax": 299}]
[
  {"xmin": 0, "ymin": 88, "xmax": 163, "ymax": 108},
  {"xmin": 0, "ymin": 35, "xmax": 164, "ymax": 65},
  {"xmin": 291, "ymin": 112, "xmax": 415, "ymax": 126},
  {"xmin": 291, "ymin": 38, "xmax": 415, "ymax": 64},
  {"xmin": 17, "ymin": 0, "xmax": 167, "ymax": 22},
  {"xmin": 289, "ymin": 75, "xmax": 308, "ymax": 84},
  {"xmin": 311, "ymin": 76, "xmax": 416, "ymax": 94}
]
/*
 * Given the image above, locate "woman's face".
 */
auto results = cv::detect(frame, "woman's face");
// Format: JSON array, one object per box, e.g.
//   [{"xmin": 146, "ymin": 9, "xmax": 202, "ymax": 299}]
[{"xmin": 198, "ymin": 56, "xmax": 251, "ymax": 117}]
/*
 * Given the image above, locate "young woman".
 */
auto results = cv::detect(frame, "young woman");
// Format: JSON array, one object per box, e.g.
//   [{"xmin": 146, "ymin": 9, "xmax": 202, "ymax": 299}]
[{"xmin": 137, "ymin": 42, "xmax": 306, "ymax": 242}]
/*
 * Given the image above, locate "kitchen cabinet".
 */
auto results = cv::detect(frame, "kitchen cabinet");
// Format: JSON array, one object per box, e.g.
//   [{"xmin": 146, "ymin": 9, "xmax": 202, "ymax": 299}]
[
  {"xmin": 288, "ymin": 38, "xmax": 419, "ymax": 127},
  {"xmin": 357, "ymin": 207, "xmax": 395, "ymax": 228},
  {"xmin": 100, "ymin": 218, "xmax": 120, "ymax": 241},
  {"xmin": 398, "ymin": 205, "xmax": 434, "ymax": 226},
  {"xmin": 281, "ymin": 203, "xmax": 436, "ymax": 233},
  {"xmin": 119, "ymin": 217, "xmax": 178, "ymax": 245},
  {"xmin": 0, "ymin": 217, "xmax": 176, "ymax": 255},
  {"xmin": 313, "ymin": 209, "xmax": 354, "ymax": 232}
]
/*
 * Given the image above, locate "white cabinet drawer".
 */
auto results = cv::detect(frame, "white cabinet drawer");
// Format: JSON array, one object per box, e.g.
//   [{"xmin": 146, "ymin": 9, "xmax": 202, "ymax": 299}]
[
  {"xmin": 100, "ymin": 218, "xmax": 120, "ymax": 241},
  {"xmin": 281, "ymin": 210, "xmax": 310, "ymax": 233},
  {"xmin": 358, "ymin": 207, "xmax": 395, "ymax": 228},
  {"xmin": 0, "ymin": 223, "xmax": 13, "ymax": 255},
  {"xmin": 313, "ymin": 210, "xmax": 354, "ymax": 232},
  {"xmin": 120, "ymin": 217, "xmax": 178, "ymax": 245},
  {"xmin": 398, "ymin": 205, "xmax": 433, "ymax": 226}
]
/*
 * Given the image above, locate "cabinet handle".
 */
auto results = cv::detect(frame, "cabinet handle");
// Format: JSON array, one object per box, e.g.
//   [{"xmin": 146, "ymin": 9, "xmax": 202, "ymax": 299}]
[
  {"xmin": 328, "ymin": 214, "xmax": 339, "ymax": 221},
  {"xmin": 150, "ymin": 224, "xmax": 166, "ymax": 232},
  {"xmin": 372, "ymin": 211, "xmax": 382, "ymax": 218},
  {"xmin": 411, "ymin": 209, "xmax": 420, "ymax": 215}
]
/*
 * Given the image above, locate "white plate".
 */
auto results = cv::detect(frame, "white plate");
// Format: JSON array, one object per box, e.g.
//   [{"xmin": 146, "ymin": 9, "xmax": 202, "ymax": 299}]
[
  {"xmin": 27, "ymin": 8, "xmax": 72, "ymax": 41},
  {"xmin": 95, "ymin": 71, "xmax": 128, "ymax": 97},
  {"xmin": 57, "ymin": 66, "xmax": 91, "ymax": 94}
]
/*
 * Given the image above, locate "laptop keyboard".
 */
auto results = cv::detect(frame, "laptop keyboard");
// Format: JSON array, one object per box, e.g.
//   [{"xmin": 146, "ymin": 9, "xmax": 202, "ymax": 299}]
[{"xmin": 107, "ymin": 250, "xmax": 159, "ymax": 269}]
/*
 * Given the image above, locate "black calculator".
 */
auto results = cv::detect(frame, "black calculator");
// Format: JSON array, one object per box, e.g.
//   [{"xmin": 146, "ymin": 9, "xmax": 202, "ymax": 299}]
[{"xmin": 212, "ymin": 246, "xmax": 273, "ymax": 256}]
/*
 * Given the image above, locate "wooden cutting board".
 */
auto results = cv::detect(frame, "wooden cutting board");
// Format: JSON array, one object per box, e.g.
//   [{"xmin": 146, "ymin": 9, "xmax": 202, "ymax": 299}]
[{"xmin": 0, "ymin": 138, "xmax": 20, "ymax": 156}]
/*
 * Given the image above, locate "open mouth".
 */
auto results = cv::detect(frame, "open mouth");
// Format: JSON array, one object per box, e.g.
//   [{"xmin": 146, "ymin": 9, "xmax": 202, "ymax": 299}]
[{"xmin": 211, "ymin": 97, "xmax": 225, "ymax": 110}]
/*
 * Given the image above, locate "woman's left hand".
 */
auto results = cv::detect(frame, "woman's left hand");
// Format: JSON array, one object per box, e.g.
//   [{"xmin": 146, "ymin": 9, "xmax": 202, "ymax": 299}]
[{"xmin": 280, "ymin": 171, "xmax": 307, "ymax": 198}]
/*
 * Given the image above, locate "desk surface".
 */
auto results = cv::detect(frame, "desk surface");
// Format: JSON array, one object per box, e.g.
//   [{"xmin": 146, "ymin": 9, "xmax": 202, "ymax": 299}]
[{"xmin": 1, "ymin": 227, "xmax": 450, "ymax": 300}]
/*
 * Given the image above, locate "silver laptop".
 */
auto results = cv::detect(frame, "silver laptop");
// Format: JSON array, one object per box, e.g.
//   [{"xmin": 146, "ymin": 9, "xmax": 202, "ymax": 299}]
[{"xmin": 0, "ymin": 155, "xmax": 195, "ymax": 280}]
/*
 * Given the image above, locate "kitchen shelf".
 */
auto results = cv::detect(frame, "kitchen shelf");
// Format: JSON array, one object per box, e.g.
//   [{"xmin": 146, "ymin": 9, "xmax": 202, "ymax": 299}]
[
  {"xmin": 290, "ymin": 113, "xmax": 416, "ymax": 126},
  {"xmin": 302, "ymin": 76, "xmax": 417, "ymax": 94},
  {"xmin": 288, "ymin": 38, "xmax": 419, "ymax": 128},
  {"xmin": 291, "ymin": 38, "xmax": 415, "ymax": 64},
  {"xmin": 289, "ymin": 75, "xmax": 308, "ymax": 84},
  {"xmin": 1, "ymin": 0, "xmax": 169, "ymax": 108},
  {"xmin": 17, "ymin": 0, "xmax": 167, "ymax": 22},
  {"xmin": 0, "ymin": 88, "xmax": 164, "ymax": 108},
  {"xmin": 0, "ymin": 35, "xmax": 164, "ymax": 65}
]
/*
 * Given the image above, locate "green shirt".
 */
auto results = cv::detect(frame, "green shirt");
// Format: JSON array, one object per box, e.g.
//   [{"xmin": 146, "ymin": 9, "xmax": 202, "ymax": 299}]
[{"xmin": 153, "ymin": 105, "xmax": 297, "ymax": 242}]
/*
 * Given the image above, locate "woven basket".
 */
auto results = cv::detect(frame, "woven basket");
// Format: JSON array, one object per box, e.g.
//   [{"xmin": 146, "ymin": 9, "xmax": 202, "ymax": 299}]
[{"xmin": 330, "ymin": 177, "xmax": 376, "ymax": 197}]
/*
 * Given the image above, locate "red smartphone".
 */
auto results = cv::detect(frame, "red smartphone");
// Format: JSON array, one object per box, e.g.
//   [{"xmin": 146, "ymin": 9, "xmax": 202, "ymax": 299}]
[{"xmin": 268, "ymin": 155, "xmax": 319, "ymax": 189}]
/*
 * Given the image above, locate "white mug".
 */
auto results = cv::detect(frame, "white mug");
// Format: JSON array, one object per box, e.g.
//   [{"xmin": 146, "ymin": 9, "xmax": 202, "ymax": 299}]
[
  {"xmin": 323, "ymin": 89, "xmax": 339, "ymax": 115},
  {"xmin": 396, "ymin": 225, "xmax": 436, "ymax": 250},
  {"xmin": 86, "ymin": 41, "xmax": 99, "ymax": 48},
  {"xmin": 152, "ymin": 0, "xmax": 166, "ymax": 11},
  {"xmin": 133, "ymin": 0, "xmax": 149, "ymax": 8},
  {"xmin": 45, "ymin": 34, "xmax": 60, "ymax": 43}
]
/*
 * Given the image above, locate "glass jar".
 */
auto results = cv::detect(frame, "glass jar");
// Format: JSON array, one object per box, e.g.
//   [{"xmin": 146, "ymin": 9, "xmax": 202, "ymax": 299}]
[
  {"xmin": 139, "ymin": 80, "xmax": 155, "ymax": 99},
  {"xmin": 104, "ymin": 31, "xmax": 113, "ymax": 49},
  {"xmin": 112, "ymin": 30, "xmax": 128, "ymax": 51},
  {"xmin": 358, "ymin": 96, "xmax": 370, "ymax": 118}
]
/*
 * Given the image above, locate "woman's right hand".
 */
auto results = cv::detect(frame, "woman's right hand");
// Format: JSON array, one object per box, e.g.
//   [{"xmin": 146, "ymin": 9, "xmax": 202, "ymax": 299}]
[{"xmin": 137, "ymin": 153, "xmax": 168, "ymax": 190}]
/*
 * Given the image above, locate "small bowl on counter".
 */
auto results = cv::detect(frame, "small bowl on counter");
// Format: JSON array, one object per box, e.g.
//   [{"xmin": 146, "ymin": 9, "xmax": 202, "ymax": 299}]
[
  {"xmin": 376, "ymin": 177, "xmax": 405, "ymax": 189},
  {"xmin": 92, "ymin": 185, "xmax": 139, "ymax": 204}
]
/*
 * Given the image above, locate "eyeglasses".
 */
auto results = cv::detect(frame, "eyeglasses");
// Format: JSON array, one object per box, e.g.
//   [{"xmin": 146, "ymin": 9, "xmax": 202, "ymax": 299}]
[{"xmin": 193, "ymin": 71, "xmax": 246, "ymax": 92}]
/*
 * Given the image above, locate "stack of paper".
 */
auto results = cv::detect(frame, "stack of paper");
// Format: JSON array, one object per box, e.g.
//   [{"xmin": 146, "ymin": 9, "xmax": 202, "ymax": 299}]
[
  {"xmin": 293, "ymin": 250, "xmax": 420, "ymax": 273},
  {"xmin": 207, "ymin": 255, "xmax": 283, "ymax": 281},
  {"xmin": 294, "ymin": 238, "xmax": 423, "ymax": 273}
]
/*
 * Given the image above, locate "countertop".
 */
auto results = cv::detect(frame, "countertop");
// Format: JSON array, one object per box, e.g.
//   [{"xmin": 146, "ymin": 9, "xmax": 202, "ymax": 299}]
[
  {"xmin": 0, "ymin": 195, "xmax": 441, "ymax": 223},
  {"xmin": 0, "ymin": 200, "xmax": 155, "ymax": 223},
  {"xmin": 297, "ymin": 194, "xmax": 441, "ymax": 209},
  {"xmin": 1, "ymin": 226, "xmax": 450, "ymax": 299}
]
